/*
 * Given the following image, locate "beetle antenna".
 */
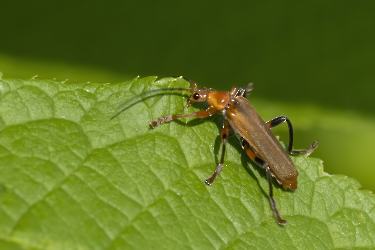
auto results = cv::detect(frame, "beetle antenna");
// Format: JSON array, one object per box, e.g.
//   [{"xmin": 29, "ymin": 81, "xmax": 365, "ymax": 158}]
[{"xmin": 111, "ymin": 87, "xmax": 193, "ymax": 119}]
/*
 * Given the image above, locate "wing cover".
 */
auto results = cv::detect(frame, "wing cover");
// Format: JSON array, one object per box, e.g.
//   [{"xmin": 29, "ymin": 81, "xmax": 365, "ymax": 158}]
[{"xmin": 225, "ymin": 97, "xmax": 298, "ymax": 189}]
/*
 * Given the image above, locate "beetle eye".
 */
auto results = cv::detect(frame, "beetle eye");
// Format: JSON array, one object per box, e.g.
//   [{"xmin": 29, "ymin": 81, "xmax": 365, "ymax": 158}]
[{"xmin": 193, "ymin": 93, "xmax": 200, "ymax": 100}]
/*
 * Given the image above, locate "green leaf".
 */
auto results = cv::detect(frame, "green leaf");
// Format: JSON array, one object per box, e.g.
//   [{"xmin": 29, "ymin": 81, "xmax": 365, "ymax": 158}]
[{"xmin": 0, "ymin": 76, "xmax": 374, "ymax": 250}]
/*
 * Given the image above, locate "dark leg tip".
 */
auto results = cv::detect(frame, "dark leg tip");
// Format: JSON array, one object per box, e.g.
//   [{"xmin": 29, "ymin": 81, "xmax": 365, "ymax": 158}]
[
  {"xmin": 205, "ymin": 179, "xmax": 213, "ymax": 185},
  {"xmin": 277, "ymin": 217, "xmax": 287, "ymax": 225}
]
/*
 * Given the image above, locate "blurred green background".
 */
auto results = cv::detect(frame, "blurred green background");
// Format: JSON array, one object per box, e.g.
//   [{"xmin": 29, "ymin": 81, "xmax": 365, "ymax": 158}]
[{"xmin": 1, "ymin": 1, "xmax": 374, "ymax": 191}]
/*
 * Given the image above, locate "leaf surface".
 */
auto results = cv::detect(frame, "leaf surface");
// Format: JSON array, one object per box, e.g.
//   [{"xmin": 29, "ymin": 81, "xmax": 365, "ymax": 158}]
[{"xmin": 0, "ymin": 76, "xmax": 374, "ymax": 250}]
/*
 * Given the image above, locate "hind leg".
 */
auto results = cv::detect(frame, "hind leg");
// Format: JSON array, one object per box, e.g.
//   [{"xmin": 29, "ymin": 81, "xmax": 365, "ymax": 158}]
[
  {"xmin": 243, "ymin": 141, "xmax": 287, "ymax": 224},
  {"xmin": 266, "ymin": 116, "xmax": 318, "ymax": 155}
]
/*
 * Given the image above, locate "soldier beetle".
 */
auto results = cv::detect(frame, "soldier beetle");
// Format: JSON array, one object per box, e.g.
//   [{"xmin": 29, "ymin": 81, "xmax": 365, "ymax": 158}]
[{"xmin": 115, "ymin": 76, "xmax": 318, "ymax": 224}]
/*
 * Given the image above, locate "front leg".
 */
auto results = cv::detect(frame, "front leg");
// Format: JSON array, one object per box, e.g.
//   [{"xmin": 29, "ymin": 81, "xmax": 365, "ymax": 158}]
[{"xmin": 150, "ymin": 106, "xmax": 217, "ymax": 128}]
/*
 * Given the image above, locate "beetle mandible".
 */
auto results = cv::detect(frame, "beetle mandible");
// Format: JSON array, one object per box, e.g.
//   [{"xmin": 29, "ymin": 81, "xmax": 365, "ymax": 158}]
[{"xmin": 119, "ymin": 76, "xmax": 318, "ymax": 224}]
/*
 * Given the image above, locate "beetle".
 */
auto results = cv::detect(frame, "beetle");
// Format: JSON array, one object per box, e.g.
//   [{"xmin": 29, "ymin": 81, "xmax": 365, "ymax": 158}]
[{"xmin": 116, "ymin": 76, "xmax": 318, "ymax": 224}]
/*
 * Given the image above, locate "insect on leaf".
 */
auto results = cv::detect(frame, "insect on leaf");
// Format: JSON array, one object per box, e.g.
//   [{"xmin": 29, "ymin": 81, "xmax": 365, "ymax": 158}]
[{"xmin": 0, "ymin": 76, "xmax": 374, "ymax": 250}]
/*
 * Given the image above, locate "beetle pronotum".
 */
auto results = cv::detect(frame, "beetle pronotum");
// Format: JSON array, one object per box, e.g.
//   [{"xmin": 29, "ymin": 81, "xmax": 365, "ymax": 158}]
[{"xmin": 115, "ymin": 76, "xmax": 318, "ymax": 224}]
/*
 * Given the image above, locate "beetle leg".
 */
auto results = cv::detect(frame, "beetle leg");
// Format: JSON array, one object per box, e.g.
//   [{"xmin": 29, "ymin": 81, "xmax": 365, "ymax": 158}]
[
  {"xmin": 244, "ymin": 83, "xmax": 253, "ymax": 97},
  {"xmin": 234, "ymin": 83, "xmax": 253, "ymax": 98},
  {"xmin": 290, "ymin": 140, "xmax": 318, "ymax": 156},
  {"xmin": 243, "ymin": 142, "xmax": 287, "ymax": 225},
  {"xmin": 205, "ymin": 119, "xmax": 231, "ymax": 185},
  {"xmin": 151, "ymin": 106, "xmax": 217, "ymax": 128},
  {"xmin": 266, "ymin": 116, "xmax": 318, "ymax": 156}
]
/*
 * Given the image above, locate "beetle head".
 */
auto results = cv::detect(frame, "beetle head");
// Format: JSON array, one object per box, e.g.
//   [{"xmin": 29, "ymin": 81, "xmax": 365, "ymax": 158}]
[{"xmin": 180, "ymin": 87, "xmax": 208, "ymax": 110}]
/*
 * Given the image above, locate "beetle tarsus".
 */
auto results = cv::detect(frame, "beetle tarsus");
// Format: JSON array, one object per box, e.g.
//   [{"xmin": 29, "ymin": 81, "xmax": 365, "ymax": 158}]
[
  {"xmin": 205, "ymin": 175, "xmax": 215, "ymax": 185},
  {"xmin": 266, "ymin": 166, "xmax": 287, "ymax": 225},
  {"xmin": 150, "ymin": 115, "xmax": 175, "ymax": 128},
  {"xmin": 150, "ymin": 114, "xmax": 184, "ymax": 128},
  {"xmin": 205, "ymin": 163, "xmax": 224, "ymax": 185},
  {"xmin": 269, "ymin": 196, "xmax": 287, "ymax": 224},
  {"xmin": 291, "ymin": 139, "xmax": 319, "ymax": 156}
]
